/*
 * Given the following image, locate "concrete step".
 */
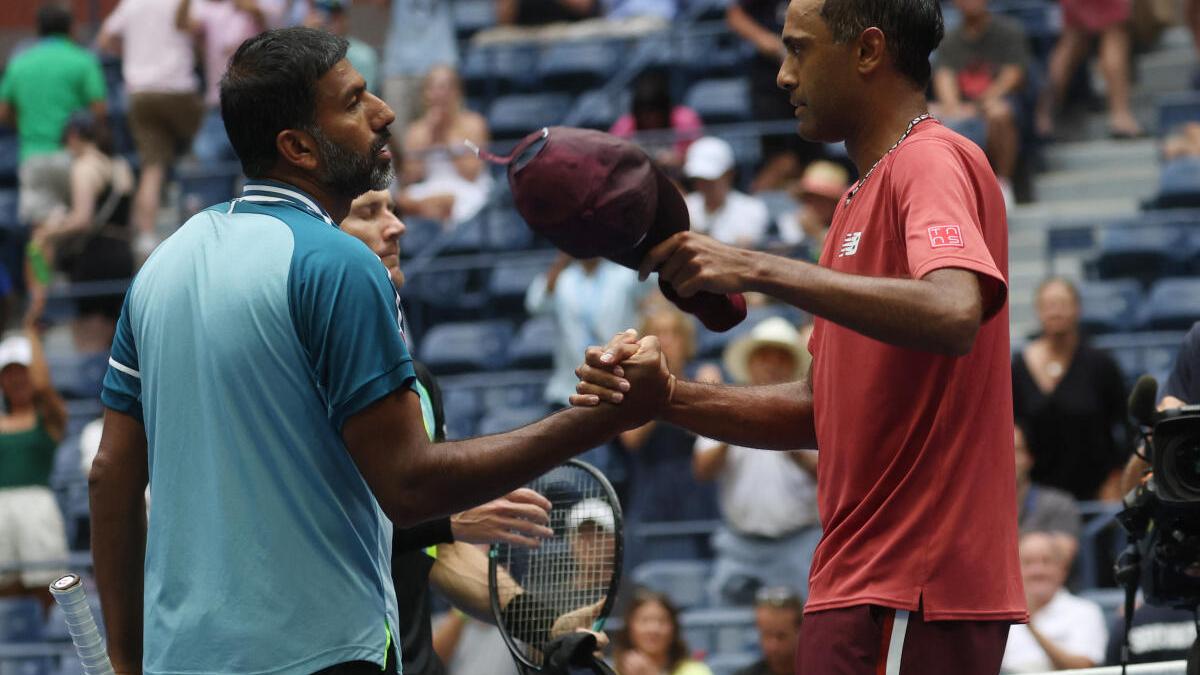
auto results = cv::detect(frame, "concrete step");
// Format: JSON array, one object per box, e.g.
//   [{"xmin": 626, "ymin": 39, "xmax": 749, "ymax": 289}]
[
  {"xmin": 1136, "ymin": 46, "xmax": 1196, "ymax": 99},
  {"xmin": 1008, "ymin": 198, "xmax": 1141, "ymax": 229},
  {"xmin": 1042, "ymin": 138, "xmax": 1158, "ymax": 172},
  {"xmin": 1033, "ymin": 163, "xmax": 1159, "ymax": 203}
]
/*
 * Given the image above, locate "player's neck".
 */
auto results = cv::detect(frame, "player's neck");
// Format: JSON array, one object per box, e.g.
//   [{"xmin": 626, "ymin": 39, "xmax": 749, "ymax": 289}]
[
  {"xmin": 263, "ymin": 170, "xmax": 353, "ymax": 225},
  {"xmin": 845, "ymin": 93, "xmax": 929, "ymax": 176}
]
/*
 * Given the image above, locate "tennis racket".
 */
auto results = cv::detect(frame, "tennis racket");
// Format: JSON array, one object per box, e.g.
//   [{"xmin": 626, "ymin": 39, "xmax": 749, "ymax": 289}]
[
  {"xmin": 49, "ymin": 574, "xmax": 114, "ymax": 675},
  {"xmin": 489, "ymin": 459, "xmax": 624, "ymax": 674}
]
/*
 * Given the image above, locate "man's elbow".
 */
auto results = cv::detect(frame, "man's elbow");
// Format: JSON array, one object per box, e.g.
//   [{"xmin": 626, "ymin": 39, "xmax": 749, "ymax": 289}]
[{"xmin": 941, "ymin": 307, "xmax": 982, "ymax": 356}]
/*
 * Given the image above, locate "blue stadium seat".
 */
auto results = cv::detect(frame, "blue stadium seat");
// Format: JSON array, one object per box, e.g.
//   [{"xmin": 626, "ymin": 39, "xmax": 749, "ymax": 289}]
[
  {"xmin": 632, "ymin": 560, "xmax": 712, "ymax": 610},
  {"xmin": 399, "ymin": 217, "xmax": 441, "ymax": 258},
  {"xmin": 1144, "ymin": 278, "xmax": 1200, "ymax": 330},
  {"xmin": 679, "ymin": 607, "xmax": 758, "ymax": 657},
  {"xmin": 440, "ymin": 215, "xmax": 488, "ymax": 254},
  {"xmin": 509, "ymin": 316, "xmax": 558, "ymax": 369},
  {"xmin": 48, "ymin": 352, "xmax": 109, "ymax": 400},
  {"xmin": 537, "ymin": 41, "xmax": 619, "ymax": 92},
  {"xmin": 419, "ymin": 320, "xmax": 514, "ymax": 374},
  {"xmin": 1093, "ymin": 225, "xmax": 1189, "ymax": 287},
  {"xmin": 1153, "ymin": 157, "xmax": 1200, "ymax": 210},
  {"xmin": 488, "ymin": 93, "xmax": 574, "ymax": 139},
  {"xmin": 707, "ymin": 651, "xmax": 760, "ymax": 675},
  {"xmin": 1157, "ymin": 91, "xmax": 1200, "ymax": 136},
  {"xmin": 461, "ymin": 44, "xmax": 538, "ymax": 95},
  {"xmin": 480, "ymin": 378, "xmax": 546, "ymax": 412},
  {"xmin": 1077, "ymin": 279, "xmax": 1144, "ymax": 335},
  {"xmin": 0, "ymin": 187, "xmax": 18, "ymax": 230},
  {"xmin": 684, "ymin": 78, "xmax": 753, "ymax": 124},
  {"xmin": 476, "ymin": 404, "xmax": 546, "ymax": 436},
  {"xmin": 0, "ymin": 128, "xmax": 17, "ymax": 187},
  {"xmin": 50, "ymin": 435, "xmax": 83, "ymax": 490},
  {"xmin": 573, "ymin": 89, "xmax": 628, "ymax": 131},
  {"xmin": 0, "ymin": 598, "xmax": 43, "ymax": 642},
  {"xmin": 488, "ymin": 257, "xmax": 550, "ymax": 310},
  {"xmin": 403, "ymin": 268, "xmax": 479, "ymax": 318},
  {"xmin": 441, "ymin": 386, "xmax": 481, "ymax": 440},
  {"xmin": 453, "ymin": 0, "xmax": 495, "ymax": 40},
  {"xmin": 484, "ymin": 208, "xmax": 535, "ymax": 251},
  {"xmin": 177, "ymin": 161, "xmax": 243, "ymax": 216}
]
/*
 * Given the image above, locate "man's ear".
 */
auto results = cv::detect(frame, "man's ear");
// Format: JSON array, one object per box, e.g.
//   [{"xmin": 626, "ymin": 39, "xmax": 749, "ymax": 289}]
[
  {"xmin": 276, "ymin": 128, "xmax": 320, "ymax": 172},
  {"xmin": 857, "ymin": 26, "xmax": 887, "ymax": 77}
]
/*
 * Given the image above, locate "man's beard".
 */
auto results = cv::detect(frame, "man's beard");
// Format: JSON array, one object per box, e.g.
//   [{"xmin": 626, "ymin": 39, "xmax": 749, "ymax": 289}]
[{"xmin": 310, "ymin": 127, "xmax": 394, "ymax": 199}]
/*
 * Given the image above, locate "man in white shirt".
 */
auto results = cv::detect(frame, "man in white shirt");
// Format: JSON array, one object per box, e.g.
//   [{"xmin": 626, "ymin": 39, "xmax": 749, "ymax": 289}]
[
  {"xmin": 683, "ymin": 136, "xmax": 770, "ymax": 250},
  {"xmin": 693, "ymin": 317, "xmax": 819, "ymax": 606},
  {"xmin": 1001, "ymin": 531, "xmax": 1108, "ymax": 672}
]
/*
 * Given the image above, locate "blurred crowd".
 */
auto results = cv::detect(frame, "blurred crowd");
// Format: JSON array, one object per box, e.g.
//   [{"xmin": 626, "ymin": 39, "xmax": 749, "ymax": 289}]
[{"xmin": 2, "ymin": 0, "xmax": 1200, "ymax": 673}]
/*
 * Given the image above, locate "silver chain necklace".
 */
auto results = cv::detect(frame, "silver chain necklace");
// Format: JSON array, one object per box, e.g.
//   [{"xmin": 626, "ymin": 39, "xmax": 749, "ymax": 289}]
[{"xmin": 844, "ymin": 113, "xmax": 933, "ymax": 206}]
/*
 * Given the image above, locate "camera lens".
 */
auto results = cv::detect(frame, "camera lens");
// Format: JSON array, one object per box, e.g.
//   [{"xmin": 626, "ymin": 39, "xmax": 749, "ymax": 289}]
[{"xmin": 1163, "ymin": 436, "xmax": 1200, "ymax": 500}]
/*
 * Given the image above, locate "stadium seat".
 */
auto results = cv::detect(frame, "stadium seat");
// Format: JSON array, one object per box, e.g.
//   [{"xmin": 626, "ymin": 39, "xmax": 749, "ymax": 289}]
[
  {"xmin": 440, "ymin": 386, "xmax": 481, "ymax": 440},
  {"xmin": 480, "ymin": 377, "xmax": 546, "ymax": 412},
  {"xmin": 509, "ymin": 316, "xmax": 558, "ymax": 369},
  {"xmin": 1157, "ymin": 91, "xmax": 1200, "ymax": 136},
  {"xmin": 679, "ymin": 607, "xmax": 758, "ymax": 657},
  {"xmin": 476, "ymin": 404, "xmax": 546, "ymax": 436},
  {"xmin": 461, "ymin": 44, "xmax": 538, "ymax": 96},
  {"xmin": 419, "ymin": 320, "xmax": 514, "ymax": 374},
  {"xmin": 440, "ymin": 215, "xmax": 488, "ymax": 254},
  {"xmin": 0, "ymin": 188, "xmax": 18, "ymax": 230},
  {"xmin": 484, "ymin": 208, "xmax": 535, "ymax": 252},
  {"xmin": 0, "ymin": 128, "xmax": 17, "ymax": 187},
  {"xmin": 572, "ymin": 89, "xmax": 628, "ymax": 131},
  {"xmin": 452, "ymin": 0, "xmax": 495, "ymax": 40},
  {"xmin": 47, "ymin": 352, "xmax": 109, "ymax": 400},
  {"xmin": 1093, "ymin": 225, "xmax": 1189, "ymax": 287},
  {"xmin": 1077, "ymin": 280, "xmax": 1144, "ymax": 335},
  {"xmin": 488, "ymin": 256, "xmax": 552, "ymax": 311},
  {"xmin": 488, "ymin": 93, "xmax": 574, "ymax": 139},
  {"xmin": 0, "ymin": 598, "xmax": 43, "ymax": 642},
  {"xmin": 1152, "ymin": 157, "xmax": 1200, "ymax": 210},
  {"xmin": 537, "ymin": 41, "xmax": 619, "ymax": 93},
  {"xmin": 706, "ymin": 651, "xmax": 760, "ymax": 675},
  {"xmin": 632, "ymin": 560, "xmax": 712, "ymax": 610},
  {"xmin": 398, "ymin": 217, "xmax": 441, "ymax": 258},
  {"xmin": 1143, "ymin": 278, "xmax": 1200, "ymax": 330},
  {"xmin": 177, "ymin": 161, "xmax": 243, "ymax": 216},
  {"xmin": 684, "ymin": 78, "xmax": 753, "ymax": 124}
]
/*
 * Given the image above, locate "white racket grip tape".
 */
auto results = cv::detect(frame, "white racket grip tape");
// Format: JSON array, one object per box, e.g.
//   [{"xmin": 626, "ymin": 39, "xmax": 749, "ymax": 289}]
[{"xmin": 49, "ymin": 574, "xmax": 115, "ymax": 675}]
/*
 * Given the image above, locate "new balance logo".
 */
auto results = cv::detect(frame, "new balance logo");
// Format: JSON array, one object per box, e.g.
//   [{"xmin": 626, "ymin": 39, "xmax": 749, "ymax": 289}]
[{"xmin": 838, "ymin": 232, "xmax": 863, "ymax": 257}]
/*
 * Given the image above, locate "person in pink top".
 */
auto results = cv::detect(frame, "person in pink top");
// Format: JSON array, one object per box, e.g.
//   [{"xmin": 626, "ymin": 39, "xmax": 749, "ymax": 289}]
[
  {"xmin": 98, "ymin": 0, "xmax": 205, "ymax": 257},
  {"xmin": 177, "ymin": 0, "xmax": 285, "ymax": 165},
  {"xmin": 609, "ymin": 71, "xmax": 703, "ymax": 178}
]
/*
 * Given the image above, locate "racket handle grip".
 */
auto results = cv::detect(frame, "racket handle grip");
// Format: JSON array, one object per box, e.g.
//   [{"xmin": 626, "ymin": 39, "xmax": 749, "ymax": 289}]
[{"xmin": 49, "ymin": 574, "xmax": 115, "ymax": 675}]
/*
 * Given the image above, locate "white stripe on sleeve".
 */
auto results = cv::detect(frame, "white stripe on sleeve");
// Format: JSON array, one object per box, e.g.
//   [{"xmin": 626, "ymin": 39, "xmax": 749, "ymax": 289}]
[{"xmin": 108, "ymin": 357, "xmax": 141, "ymax": 379}]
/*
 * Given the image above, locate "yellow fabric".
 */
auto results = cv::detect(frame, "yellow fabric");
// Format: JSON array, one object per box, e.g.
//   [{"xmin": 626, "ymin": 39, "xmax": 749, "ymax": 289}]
[{"xmin": 673, "ymin": 660, "xmax": 714, "ymax": 675}]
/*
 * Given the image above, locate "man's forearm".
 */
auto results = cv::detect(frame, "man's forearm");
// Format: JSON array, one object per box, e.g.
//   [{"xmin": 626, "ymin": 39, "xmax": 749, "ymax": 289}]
[
  {"xmin": 748, "ymin": 255, "xmax": 984, "ymax": 355},
  {"xmin": 89, "ymin": 461, "xmax": 146, "ymax": 672},
  {"xmin": 981, "ymin": 66, "xmax": 1024, "ymax": 103},
  {"xmin": 664, "ymin": 380, "xmax": 816, "ymax": 451}
]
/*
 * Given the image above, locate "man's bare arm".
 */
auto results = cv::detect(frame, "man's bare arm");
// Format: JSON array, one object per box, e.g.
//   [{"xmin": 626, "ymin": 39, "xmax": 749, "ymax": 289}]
[
  {"xmin": 89, "ymin": 409, "xmax": 148, "ymax": 675},
  {"xmin": 429, "ymin": 542, "xmax": 513, "ymax": 622},
  {"xmin": 0, "ymin": 102, "xmax": 13, "ymax": 127}
]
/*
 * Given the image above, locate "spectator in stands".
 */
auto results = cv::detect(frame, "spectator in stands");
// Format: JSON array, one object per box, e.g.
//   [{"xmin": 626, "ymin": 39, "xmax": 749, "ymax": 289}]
[
  {"xmin": 774, "ymin": 160, "xmax": 848, "ymax": 261},
  {"xmin": 306, "ymin": 0, "xmax": 379, "ymax": 94},
  {"xmin": 694, "ymin": 317, "xmax": 818, "ymax": 606},
  {"xmin": 735, "ymin": 588, "xmax": 803, "ymax": 675},
  {"xmin": 1015, "ymin": 423, "xmax": 1081, "ymax": 565},
  {"xmin": 397, "ymin": 66, "xmax": 492, "ymax": 225},
  {"xmin": 684, "ymin": 137, "xmax": 770, "ymax": 249},
  {"xmin": 1001, "ymin": 531, "xmax": 1108, "ymax": 672},
  {"xmin": 620, "ymin": 305, "xmax": 720, "ymax": 530},
  {"xmin": 381, "ymin": 0, "xmax": 456, "ymax": 144},
  {"xmin": 98, "ymin": 0, "xmax": 204, "ymax": 258},
  {"xmin": 25, "ymin": 112, "xmax": 134, "ymax": 354},
  {"xmin": 0, "ymin": 324, "xmax": 69, "ymax": 606},
  {"xmin": 726, "ymin": 0, "xmax": 823, "ymax": 191},
  {"xmin": 436, "ymin": 609, "xmax": 521, "ymax": 675},
  {"xmin": 616, "ymin": 589, "xmax": 712, "ymax": 675},
  {"xmin": 178, "ymin": 0, "xmax": 286, "ymax": 163},
  {"xmin": 496, "ymin": 0, "xmax": 599, "ymax": 25},
  {"xmin": 1012, "ymin": 277, "xmax": 1131, "ymax": 502},
  {"xmin": 609, "ymin": 71, "xmax": 704, "ymax": 179},
  {"xmin": 1163, "ymin": 121, "xmax": 1200, "ymax": 161},
  {"xmin": 931, "ymin": 0, "xmax": 1030, "ymax": 205},
  {"xmin": 0, "ymin": 264, "xmax": 12, "ymax": 329},
  {"xmin": 0, "ymin": 3, "xmax": 107, "ymax": 230},
  {"xmin": 526, "ymin": 252, "xmax": 648, "ymax": 409},
  {"xmin": 1104, "ymin": 601, "xmax": 1198, "ymax": 666},
  {"xmin": 1036, "ymin": 0, "xmax": 1142, "ymax": 139}
]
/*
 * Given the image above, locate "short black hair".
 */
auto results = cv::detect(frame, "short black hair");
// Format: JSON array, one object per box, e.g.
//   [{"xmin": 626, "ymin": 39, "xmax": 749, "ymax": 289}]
[
  {"xmin": 820, "ymin": 0, "xmax": 944, "ymax": 88},
  {"xmin": 36, "ymin": 2, "xmax": 72, "ymax": 37},
  {"xmin": 219, "ymin": 27, "xmax": 349, "ymax": 178}
]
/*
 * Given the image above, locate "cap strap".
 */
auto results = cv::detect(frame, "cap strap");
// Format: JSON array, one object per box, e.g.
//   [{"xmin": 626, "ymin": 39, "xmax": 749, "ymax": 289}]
[{"xmin": 464, "ymin": 127, "xmax": 550, "ymax": 166}]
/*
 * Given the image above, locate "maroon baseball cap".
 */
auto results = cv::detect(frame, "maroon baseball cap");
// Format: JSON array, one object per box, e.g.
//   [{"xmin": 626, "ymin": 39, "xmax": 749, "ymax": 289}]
[{"xmin": 482, "ymin": 127, "xmax": 746, "ymax": 332}]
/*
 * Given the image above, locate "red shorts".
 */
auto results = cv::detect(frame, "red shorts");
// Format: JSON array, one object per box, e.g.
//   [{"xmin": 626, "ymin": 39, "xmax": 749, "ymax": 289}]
[{"xmin": 797, "ymin": 605, "xmax": 1011, "ymax": 675}]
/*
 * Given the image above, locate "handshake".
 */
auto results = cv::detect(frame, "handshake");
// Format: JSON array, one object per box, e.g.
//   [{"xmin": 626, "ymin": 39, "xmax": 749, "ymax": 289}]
[{"xmin": 570, "ymin": 330, "xmax": 676, "ymax": 428}]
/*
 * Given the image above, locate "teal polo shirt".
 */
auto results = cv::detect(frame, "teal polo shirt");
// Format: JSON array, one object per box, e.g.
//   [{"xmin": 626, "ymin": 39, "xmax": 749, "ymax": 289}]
[{"xmin": 101, "ymin": 180, "xmax": 415, "ymax": 675}]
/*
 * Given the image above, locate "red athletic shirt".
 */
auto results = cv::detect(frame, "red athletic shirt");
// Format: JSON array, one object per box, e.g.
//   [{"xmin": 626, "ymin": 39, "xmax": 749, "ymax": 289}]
[{"xmin": 806, "ymin": 120, "xmax": 1027, "ymax": 622}]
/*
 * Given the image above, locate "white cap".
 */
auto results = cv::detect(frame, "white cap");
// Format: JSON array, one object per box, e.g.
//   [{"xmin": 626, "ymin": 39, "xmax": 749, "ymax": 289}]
[
  {"xmin": 567, "ymin": 498, "xmax": 616, "ymax": 532},
  {"xmin": 684, "ymin": 136, "xmax": 735, "ymax": 181},
  {"xmin": 0, "ymin": 335, "xmax": 32, "ymax": 371},
  {"xmin": 723, "ymin": 317, "xmax": 809, "ymax": 385}
]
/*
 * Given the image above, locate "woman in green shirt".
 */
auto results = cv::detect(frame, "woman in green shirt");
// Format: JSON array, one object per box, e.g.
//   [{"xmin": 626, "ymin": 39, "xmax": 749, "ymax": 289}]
[
  {"xmin": 615, "ymin": 590, "xmax": 713, "ymax": 675},
  {"xmin": 0, "ymin": 324, "xmax": 69, "ymax": 599}
]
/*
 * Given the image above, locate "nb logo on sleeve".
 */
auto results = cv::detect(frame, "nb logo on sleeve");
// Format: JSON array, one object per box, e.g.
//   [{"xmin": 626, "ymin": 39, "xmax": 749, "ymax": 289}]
[
  {"xmin": 928, "ymin": 225, "xmax": 965, "ymax": 249},
  {"xmin": 838, "ymin": 232, "xmax": 863, "ymax": 257}
]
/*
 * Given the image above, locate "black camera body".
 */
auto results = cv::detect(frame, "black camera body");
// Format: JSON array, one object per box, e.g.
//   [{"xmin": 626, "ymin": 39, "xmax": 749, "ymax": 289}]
[{"xmin": 1118, "ymin": 397, "xmax": 1200, "ymax": 610}]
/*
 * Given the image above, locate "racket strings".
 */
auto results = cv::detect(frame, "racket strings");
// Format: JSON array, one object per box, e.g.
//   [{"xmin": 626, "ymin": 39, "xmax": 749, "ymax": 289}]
[{"xmin": 495, "ymin": 464, "xmax": 619, "ymax": 666}]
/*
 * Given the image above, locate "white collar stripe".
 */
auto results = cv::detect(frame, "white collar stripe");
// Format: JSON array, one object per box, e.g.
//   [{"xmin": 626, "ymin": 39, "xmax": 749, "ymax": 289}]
[{"xmin": 241, "ymin": 183, "xmax": 334, "ymax": 225}]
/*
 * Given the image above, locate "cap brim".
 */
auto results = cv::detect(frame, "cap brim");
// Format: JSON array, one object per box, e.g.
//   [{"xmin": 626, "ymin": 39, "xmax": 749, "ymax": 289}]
[{"xmin": 610, "ymin": 164, "xmax": 688, "ymax": 270}]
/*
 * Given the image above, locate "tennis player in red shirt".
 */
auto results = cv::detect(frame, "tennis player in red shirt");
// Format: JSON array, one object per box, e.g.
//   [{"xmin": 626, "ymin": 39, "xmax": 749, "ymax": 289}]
[{"xmin": 571, "ymin": 0, "xmax": 1027, "ymax": 672}]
